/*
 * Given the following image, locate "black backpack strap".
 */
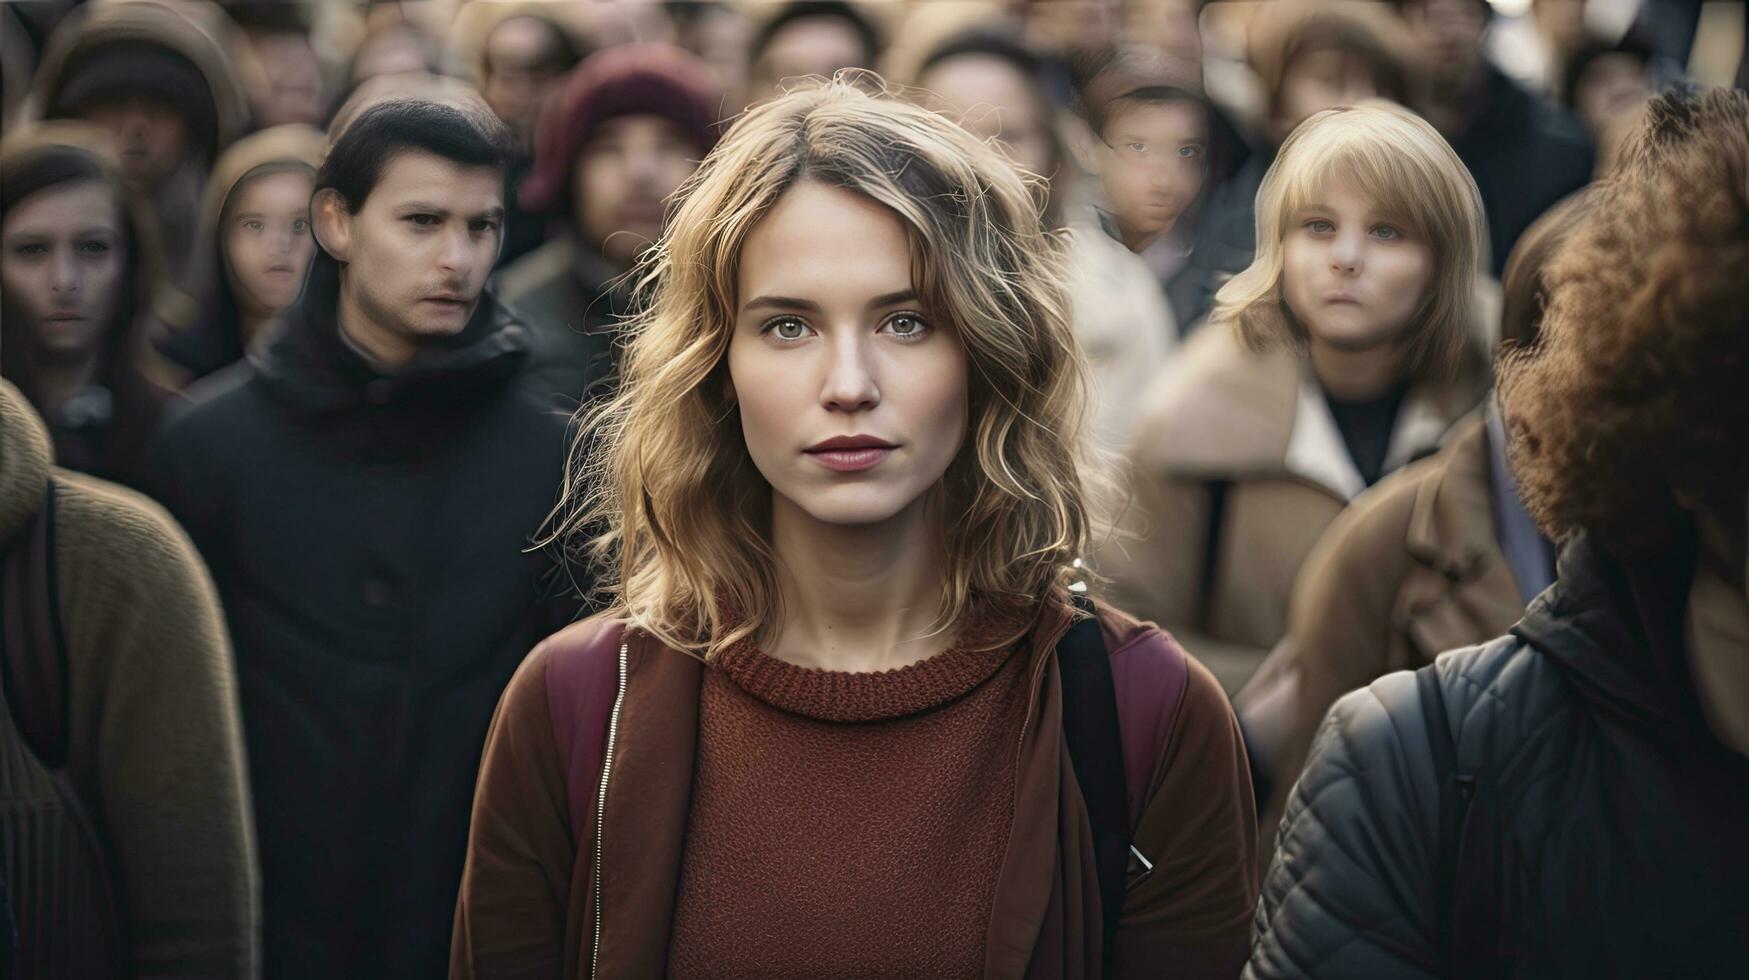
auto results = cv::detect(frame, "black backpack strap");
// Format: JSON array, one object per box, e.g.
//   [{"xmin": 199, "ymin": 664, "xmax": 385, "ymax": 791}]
[
  {"xmin": 1057, "ymin": 593, "xmax": 1129, "ymax": 976},
  {"xmin": 1416, "ymin": 661, "xmax": 1480, "ymax": 977},
  {"xmin": 1, "ymin": 477, "xmax": 70, "ymax": 767},
  {"xmin": 1194, "ymin": 479, "xmax": 1232, "ymax": 634}
]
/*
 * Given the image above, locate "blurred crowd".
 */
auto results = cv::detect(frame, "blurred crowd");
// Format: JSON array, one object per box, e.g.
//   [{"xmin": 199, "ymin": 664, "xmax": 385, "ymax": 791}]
[{"xmin": 0, "ymin": 1, "xmax": 1743, "ymax": 978}]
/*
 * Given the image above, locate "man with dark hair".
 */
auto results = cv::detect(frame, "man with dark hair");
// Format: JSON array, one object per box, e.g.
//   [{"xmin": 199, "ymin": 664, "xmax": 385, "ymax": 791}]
[
  {"xmin": 1397, "ymin": 0, "xmax": 1594, "ymax": 274},
  {"xmin": 478, "ymin": 11, "xmax": 588, "ymax": 267},
  {"xmin": 149, "ymin": 96, "xmax": 577, "ymax": 979},
  {"xmin": 748, "ymin": 0, "xmax": 881, "ymax": 100}
]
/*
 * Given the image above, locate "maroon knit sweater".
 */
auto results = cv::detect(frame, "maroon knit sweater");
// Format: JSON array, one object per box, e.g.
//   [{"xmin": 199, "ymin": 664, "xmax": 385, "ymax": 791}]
[{"xmin": 666, "ymin": 621, "xmax": 1032, "ymax": 979}]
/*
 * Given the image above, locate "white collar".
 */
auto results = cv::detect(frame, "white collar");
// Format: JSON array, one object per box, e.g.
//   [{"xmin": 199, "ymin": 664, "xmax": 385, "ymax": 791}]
[{"xmin": 1284, "ymin": 375, "xmax": 1451, "ymax": 501}]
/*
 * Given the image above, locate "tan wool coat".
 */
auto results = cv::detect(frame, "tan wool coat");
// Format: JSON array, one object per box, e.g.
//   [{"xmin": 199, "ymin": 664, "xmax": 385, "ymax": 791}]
[
  {"xmin": 1100, "ymin": 321, "xmax": 1486, "ymax": 693},
  {"xmin": 1240, "ymin": 415, "xmax": 1533, "ymax": 840}
]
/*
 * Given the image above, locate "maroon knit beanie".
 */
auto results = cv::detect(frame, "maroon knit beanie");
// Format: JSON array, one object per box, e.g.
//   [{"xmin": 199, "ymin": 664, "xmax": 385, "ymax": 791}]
[{"xmin": 521, "ymin": 43, "xmax": 723, "ymax": 211}]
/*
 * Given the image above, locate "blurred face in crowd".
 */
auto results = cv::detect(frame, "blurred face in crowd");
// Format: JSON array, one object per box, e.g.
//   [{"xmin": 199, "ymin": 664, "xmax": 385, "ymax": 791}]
[
  {"xmin": 79, "ymin": 96, "xmax": 188, "ymax": 190},
  {"xmin": 1402, "ymin": 0, "xmax": 1489, "ymax": 87},
  {"xmin": 1273, "ymin": 47, "xmax": 1389, "ymax": 145},
  {"xmin": 916, "ymin": 54, "xmax": 1054, "ymax": 178},
  {"xmin": 248, "ymin": 31, "xmax": 324, "ymax": 128},
  {"xmin": 1283, "ymin": 178, "xmax": 1431, "ymax": 353},
  {"xmin": 729, "ymin": 181, "xmax": 968, "ymax": 529},
  {"xmin": 1024, "ymin": 0, "xmax": 1121, "ymax": 57},
  {"xmin": 482, "ymin": 16, "xmax": 570, "ymax": 144},
  {"xmin": 572, "ymin": 115, "xmax": 700, "ymax": 267},
  {"xmin": 1573, "ymin": 55, "xmax": 1651, "ymax": 139},
  {"xmin": 1, "ymin": 181, "xmax": 127, "ymax": 360},
  {"xmin": 315, "ymin": 150, "xmax": 503, "ymax": 365},
  {"xmin": 754, "ymin": 16, "xmax": 870, "ymax": 97},
  {"xmin": 224, "ymin": 170, "xmax": 316, "ymax": 323},
  {"xmin": 1100, "ymin": 96, "xmax": 1208, "ymax": 250},
  {"xmin": 352, "ymin": 26, "xmax": 432, "ymax": 85},
  {"xmin": 1533, "ymin": 0, "xmax": 1588, "ymax": 61},
  {"xmin": 679, "ymin": 5, "xmax": 753, "ymax": 108}
]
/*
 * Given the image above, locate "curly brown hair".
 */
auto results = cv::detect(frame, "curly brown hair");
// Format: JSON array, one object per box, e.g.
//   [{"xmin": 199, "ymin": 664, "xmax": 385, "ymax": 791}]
[{"xmin": 1498, "ymin": 87, "xmax": 1749, "ymax": 552}]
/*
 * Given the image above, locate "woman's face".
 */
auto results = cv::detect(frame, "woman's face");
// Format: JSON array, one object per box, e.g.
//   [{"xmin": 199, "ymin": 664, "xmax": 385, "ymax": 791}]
[
  {"xmin": 1283, "ymin": 178, "xmax": 1432, "ymax": 352},
  {"xmin": 224, "ymin": 169, "xmax": 316, "ymax": 318},
  {"xmin": 1, "ymin": 180, "xmax": 127, "ymax": 359},
  {"xmin": 728, "ymin": 180, "xmax": 969, "ymax": 529}
]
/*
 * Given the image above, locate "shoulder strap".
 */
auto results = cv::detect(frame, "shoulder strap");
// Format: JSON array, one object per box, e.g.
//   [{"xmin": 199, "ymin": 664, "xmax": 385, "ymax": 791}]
[
  {"xmin": 1, "ymin": 478, "xmax": 70, "ymax": 767},
  {"xmin": 1417, "ymin": 661, "xmax": 1482, "ymax": 978},
  {"xmin": 1194, "ymin": 479, "xmax": 1232, "ymax": 634},
  {"xmin": 1056, "ymin": 593, "xmax": 1128, "ymax": 975}
]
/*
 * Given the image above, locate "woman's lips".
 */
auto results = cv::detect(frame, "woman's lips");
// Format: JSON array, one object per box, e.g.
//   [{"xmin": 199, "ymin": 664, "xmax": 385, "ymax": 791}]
[{"xmin": 806, "ymin": 447, "xmax": 894, "ymax": 472}]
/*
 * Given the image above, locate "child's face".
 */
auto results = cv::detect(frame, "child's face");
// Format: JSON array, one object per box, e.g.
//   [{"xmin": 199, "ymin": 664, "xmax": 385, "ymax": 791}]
[
  {"xmin": 1100, "ymin": 98, "xmax": 1207, "ymax": 250},
  {"xmin": 1283, "ymin": 178, "xmax": 1432, "ymax": 353}
]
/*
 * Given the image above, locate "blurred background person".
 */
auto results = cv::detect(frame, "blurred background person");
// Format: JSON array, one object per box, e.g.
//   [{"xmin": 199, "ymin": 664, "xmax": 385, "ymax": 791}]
[
  {"xmin": 474, "ymin": 5, "xmax": 588, "ymax": 266},
  {"xmin": 152, "ymin": 124, "xmax": 326, "ymax": 386},
  {"xmin": 669, "ymin": 0, "xmax": 756, "ymax": 112},
  {"xmin": 1074, "ymin": 42, "xmax": 1252, "ymax": 333},
  {"xmin": 149, "ymin": 93, "xmax": 575, "ymax": 980},
  {"xmin": 1237, "ymin": 188, "xmax": 1592, "ymax": 844},
  {"xmin": 911, "ymin": 27, "xmax": 1179, "ymax": 456},
  {"xmin": 231, "ymin": 1, "xmax": 327, "ymax": 131},
  {"xmin": 1396, "ymin": 0, "xmax": 1594, "ymax": 274},
  {"xmin": 1, "ymin": 309, "xmax": 257, "ymax": 980},
  {"xmin": 31, "ymin": 0, "xmax": 251, "ymax": 282},
  {"xmin": 747, "ymin": 0, "xmax": 884, "ymax": 100},
  {"xmin": 1102, "ymin": 103, "xmax": 1489, "ymax": 694},
  {"xmin": 1562, "ymin": 29, "xmax": 1657, "ymax": 144},
  {"xmin": 498, "ymin": 42, "xmax": 721, "ymax": 407},
  {"xmin": 1197, "ymin": 1, "xmax": 1414, "ymax": 333},
  {"xmin": 1, "ymin": 124, "xmax": 173, "ymax": 490}
]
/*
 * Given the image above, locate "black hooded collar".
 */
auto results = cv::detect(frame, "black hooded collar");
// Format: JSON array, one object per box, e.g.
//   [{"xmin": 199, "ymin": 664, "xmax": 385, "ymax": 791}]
[
  {"xmin": 251, "ymin": 254, "xmax": 530, "ymax": 417},
  {"xmin": 1513, "ymin": 525, "xmax": 1747, "ymax": 770}
]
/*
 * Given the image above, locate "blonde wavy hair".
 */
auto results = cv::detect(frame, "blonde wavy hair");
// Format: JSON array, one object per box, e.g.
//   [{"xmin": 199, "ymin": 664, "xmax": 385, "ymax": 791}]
[
  {"xmin": 1212, "ymin": 102, "xmax": 1485, "ymax": 380},
  {"xmin": 543, "ymin": 77, "xmax": 1094, "ymax": 660}
]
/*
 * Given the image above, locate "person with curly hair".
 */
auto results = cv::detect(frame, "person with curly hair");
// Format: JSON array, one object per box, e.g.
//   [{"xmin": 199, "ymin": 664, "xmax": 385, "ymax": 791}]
[
  {"xmin": 1247, "ymin": 85, "xmax": 1749, "ymax": 979},
  {"xmin": 452, "ymin": 79, "xmax": 1259, "ymax": 979}
]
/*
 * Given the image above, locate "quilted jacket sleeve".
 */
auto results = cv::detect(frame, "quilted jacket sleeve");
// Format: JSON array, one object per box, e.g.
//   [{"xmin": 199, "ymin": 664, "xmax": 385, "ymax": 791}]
[{"xmin": 1244, "ymin": 668, "xmax": 1448, "ymax": 979}]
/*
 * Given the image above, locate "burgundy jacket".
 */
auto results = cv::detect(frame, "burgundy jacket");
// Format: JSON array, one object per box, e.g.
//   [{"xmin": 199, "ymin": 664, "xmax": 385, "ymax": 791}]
[{"xmin": 451, "ymin": 598, "xmax": 1258, "ymax": 979}]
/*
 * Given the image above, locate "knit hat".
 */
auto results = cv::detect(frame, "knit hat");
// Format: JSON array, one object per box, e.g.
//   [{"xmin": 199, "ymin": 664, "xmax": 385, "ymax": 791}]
[{"xmin": 520, "ymin": 43, "xmax": 722, "ymax": 211}]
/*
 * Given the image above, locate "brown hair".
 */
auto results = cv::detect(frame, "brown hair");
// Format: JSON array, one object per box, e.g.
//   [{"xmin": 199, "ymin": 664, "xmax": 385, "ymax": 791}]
[{"xmin": 1498, "ymin": 87, "xmax": 1749, "ymax": 551}]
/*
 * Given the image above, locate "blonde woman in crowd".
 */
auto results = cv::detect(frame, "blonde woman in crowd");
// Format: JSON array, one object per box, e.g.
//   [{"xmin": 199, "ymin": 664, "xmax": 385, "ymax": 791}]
[
  {"xmin": 1103, "ymin": 102, "xmax": 1489, "ymax": 692},
  {"xmin": 453, "ymin": 80, "xmax": 1257, "ymax": 980}
]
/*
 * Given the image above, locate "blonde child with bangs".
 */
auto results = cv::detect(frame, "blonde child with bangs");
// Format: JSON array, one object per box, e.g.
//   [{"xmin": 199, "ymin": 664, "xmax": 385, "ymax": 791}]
[
  {"xmin": 1101, "ymin": 102, "xmax": 1490, "ymax": 694},
  {"xmin": 452, "ymin": 79, "xmax": 1258, "ymax": 979}
]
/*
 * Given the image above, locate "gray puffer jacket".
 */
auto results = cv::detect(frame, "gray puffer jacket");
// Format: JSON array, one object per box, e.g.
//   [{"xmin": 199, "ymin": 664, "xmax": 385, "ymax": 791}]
[{"xmin": 1247, "ymin": 530, "xmax": 1749, "ymax": 979}]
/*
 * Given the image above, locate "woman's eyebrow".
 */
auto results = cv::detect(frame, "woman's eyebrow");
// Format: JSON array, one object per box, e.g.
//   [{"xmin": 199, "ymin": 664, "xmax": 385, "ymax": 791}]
[{"xmin": 740, "ymin": 290, "xmax": 918, "ymax": 315}]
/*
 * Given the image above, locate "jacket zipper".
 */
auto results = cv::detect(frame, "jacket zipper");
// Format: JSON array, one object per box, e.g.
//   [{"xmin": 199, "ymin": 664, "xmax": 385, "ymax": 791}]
[{"xmin": 591, "ymin": 638, "xmax": 630, "ymax": 978}]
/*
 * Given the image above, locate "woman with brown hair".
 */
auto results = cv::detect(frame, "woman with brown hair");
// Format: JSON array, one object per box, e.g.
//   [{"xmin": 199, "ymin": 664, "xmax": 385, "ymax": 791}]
[
  {"xmin": 1, "ymin": 123, "xmax": 172, "ymax": 489},
  {"xmin": 452, "ymin": 79, "xmax": 1257, "ymax": 979}
]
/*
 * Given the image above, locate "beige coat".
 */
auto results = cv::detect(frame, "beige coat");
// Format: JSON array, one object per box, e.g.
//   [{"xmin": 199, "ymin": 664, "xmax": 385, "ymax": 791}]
[
  {"xmin": 1240, "ymin": 415, "xmax": 1531, "ymax": 839},
  {"xmin": 1099, "ymin": 321, "xmax": 1485, "ymax": 692}
]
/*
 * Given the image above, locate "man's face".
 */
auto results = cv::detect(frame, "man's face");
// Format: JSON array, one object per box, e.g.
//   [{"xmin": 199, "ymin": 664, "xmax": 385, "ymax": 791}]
[
  {"xmin": 323, "ymin": 150, "xmax": 504, "ymax": 360},
  {"xmin": 1273, "ymin": 47, "xmax": 1388, "ymax": 144},
  {"xmin": 1574, "ymin": 54, "xmax": 1650, "ymax": 139},
  {"xmin": 572, "ymin": 115, "xmax": 700, "ymax": 267},
  {"xmin": 482, "ymin": 17, "xmax": 566, "ymax": 143},
  {"xmin": 80, "ymin": 95, "xmax": 189, "ymax": 189},
  {"xmin": 1403, "ymin": 0, "xmax": 1488, "ymax": 87},
  {"xmin": 1100, "ymin": 97, "xmax": 1208, "ymax": 250}
]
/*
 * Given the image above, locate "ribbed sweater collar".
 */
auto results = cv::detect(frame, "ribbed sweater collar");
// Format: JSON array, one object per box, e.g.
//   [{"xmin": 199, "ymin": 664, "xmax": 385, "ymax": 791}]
[{"xmin": 711, "ymin": 614, "xmax": 1019, "ymax": 723}]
